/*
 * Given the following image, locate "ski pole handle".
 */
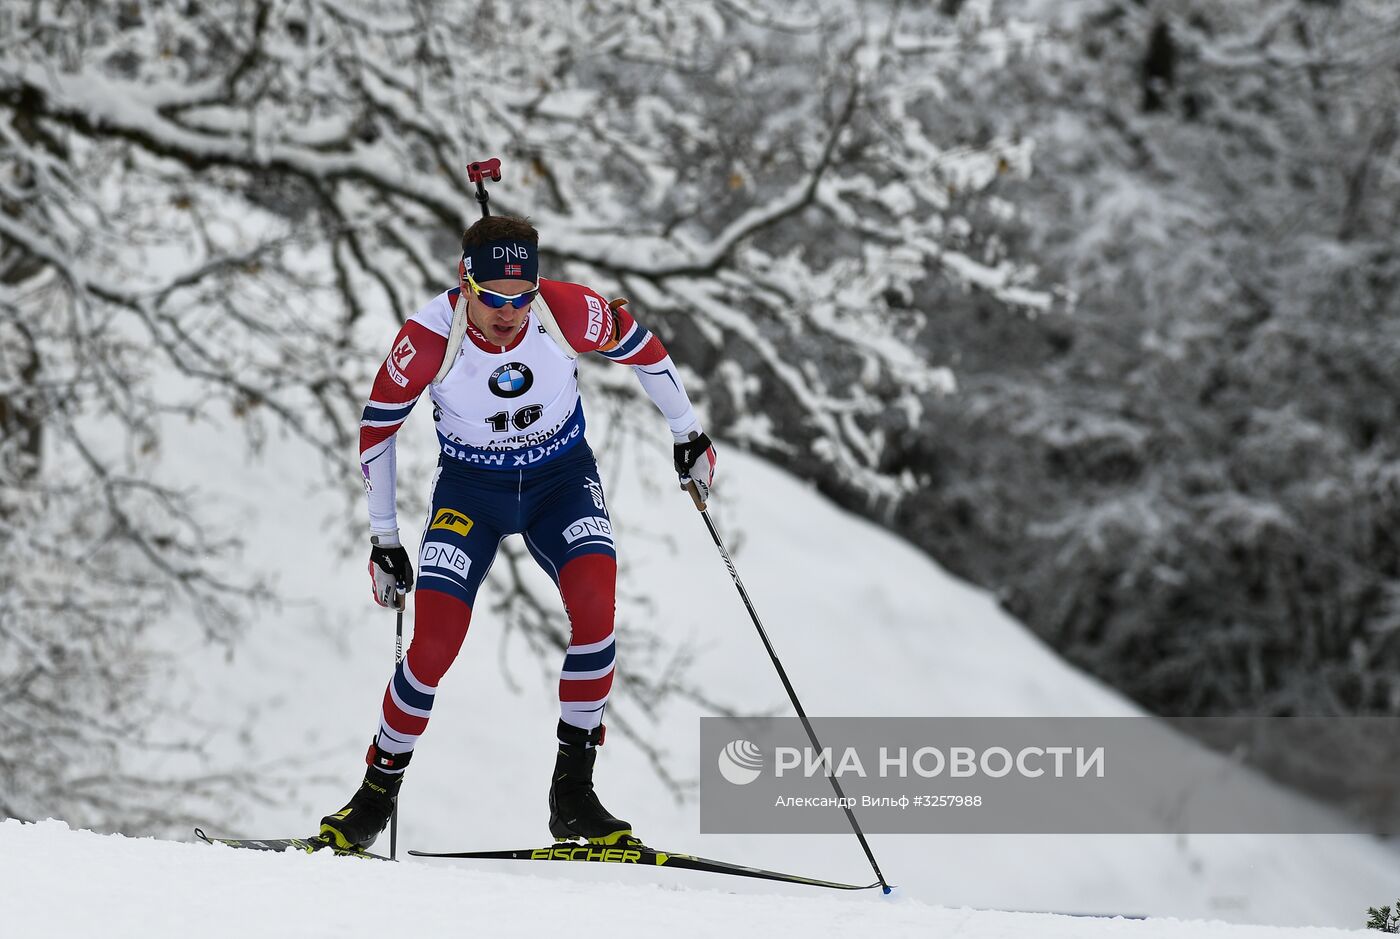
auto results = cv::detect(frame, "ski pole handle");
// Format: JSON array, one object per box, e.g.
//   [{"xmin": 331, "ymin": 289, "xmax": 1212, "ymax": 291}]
[{"xmin": 684, "ymin": 478, "xmax": 707, "ymax": 512}]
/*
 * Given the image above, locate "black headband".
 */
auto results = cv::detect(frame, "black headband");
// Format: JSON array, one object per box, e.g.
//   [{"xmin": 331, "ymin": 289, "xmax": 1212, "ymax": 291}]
[{"xmin": 463, "ymin": 238, "xmax": 538, "ymax": 283}]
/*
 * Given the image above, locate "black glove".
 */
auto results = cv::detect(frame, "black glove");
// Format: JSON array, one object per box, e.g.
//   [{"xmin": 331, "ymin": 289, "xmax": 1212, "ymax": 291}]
[
  {"xmin": 674, "ymin": 431, "xmax": 717, "ymax": 503},
  {"xmin": 368, "ymin": 533, "xmax": 415, "ymax": 611}
]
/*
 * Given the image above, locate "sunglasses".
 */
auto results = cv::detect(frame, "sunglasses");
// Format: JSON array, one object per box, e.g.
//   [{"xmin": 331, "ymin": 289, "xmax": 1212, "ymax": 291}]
[{"xmin": 466, "ymin": 272, "xmax": 539, "ymax": 310}]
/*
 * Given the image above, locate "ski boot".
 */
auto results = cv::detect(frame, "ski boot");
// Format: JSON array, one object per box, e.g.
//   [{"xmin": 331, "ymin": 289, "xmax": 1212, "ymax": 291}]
[
  {"xmin": 548, "ymin": 720, "xmax": 635, "ymax": 845},
  {"xmin": 319, "ymin": 742, "xmax": 410, "ymax": 850}
]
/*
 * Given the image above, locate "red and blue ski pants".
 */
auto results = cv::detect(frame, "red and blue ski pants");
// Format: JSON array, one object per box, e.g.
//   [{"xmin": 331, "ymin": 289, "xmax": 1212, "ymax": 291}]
[{"xmin": 374, "ymin": 447, "xmax": 617, "ymax": 765}]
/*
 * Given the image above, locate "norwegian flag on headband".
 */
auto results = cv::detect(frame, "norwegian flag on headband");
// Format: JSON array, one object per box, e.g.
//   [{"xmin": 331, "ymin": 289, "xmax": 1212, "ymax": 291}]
[{"xmin": 504, "ymin": 264, "xmax": 522, "ymax": 276}]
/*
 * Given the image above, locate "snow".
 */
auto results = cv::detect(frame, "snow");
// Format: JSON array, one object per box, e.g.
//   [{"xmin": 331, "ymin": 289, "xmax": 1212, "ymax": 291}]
[
  {"xmin": 84, "ymin": 379, "xmax": 1400, "ymax": 934},
  {"xmin": 0, "ymin": 819, "xmax": 1373, "ymax": 939}
]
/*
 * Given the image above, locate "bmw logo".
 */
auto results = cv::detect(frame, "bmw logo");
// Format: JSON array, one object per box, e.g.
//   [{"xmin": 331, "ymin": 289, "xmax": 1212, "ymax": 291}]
[{"xmin": 489, "ymin": 362, "xmax": 533, "ymax": 398}]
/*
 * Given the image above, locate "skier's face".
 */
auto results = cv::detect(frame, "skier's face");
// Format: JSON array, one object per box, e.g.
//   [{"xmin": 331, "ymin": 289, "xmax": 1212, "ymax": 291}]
[{"xmin": 467, "ymin": 277, "xmax": 536, "ymax": 345}]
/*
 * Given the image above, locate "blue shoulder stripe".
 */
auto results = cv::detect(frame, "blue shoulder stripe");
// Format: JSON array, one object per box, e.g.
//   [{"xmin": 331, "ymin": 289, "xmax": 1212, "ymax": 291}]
[
  {"xmin": 600, "ymin": 327, "xmax": 650, "ymax": 360},
  {"xmin": 363, "ymin": 403, "xmax": 413, "ymax": 423}
]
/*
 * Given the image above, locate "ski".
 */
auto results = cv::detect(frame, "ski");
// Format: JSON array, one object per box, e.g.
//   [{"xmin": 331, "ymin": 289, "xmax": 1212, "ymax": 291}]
[
  {"xmin": 193, "ymin": 827, "xmax": 392, "ymax": 862},
  {"xmin": 408, "ymin": 841, "xmax": 883, "ymax": 891}
]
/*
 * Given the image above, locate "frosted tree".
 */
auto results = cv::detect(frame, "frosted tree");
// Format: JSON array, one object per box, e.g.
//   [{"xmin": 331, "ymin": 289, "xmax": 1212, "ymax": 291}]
[
  {"xmin": 861, "ymin": 0, "xmax": 1400, "ymax": 817},
  {"xmin": 0, "ymin": 0, "xmax": 1050, "ymax": 827}
]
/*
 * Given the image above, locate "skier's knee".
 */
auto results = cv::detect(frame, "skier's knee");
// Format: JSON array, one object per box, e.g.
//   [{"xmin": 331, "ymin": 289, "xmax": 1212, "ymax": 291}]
[
  {"xmin": 559, "ymin": 554, "xmax": 617, "ymax": 646},
  {"xmin": 405, "ymin": 591, "xmax": 473, "ymax": 684}
]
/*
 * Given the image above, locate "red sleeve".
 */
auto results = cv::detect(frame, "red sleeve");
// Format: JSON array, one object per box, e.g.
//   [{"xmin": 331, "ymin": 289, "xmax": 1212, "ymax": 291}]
[
  {"xmin": 359, "ymin": 319, "xmax": 447, "ymax": 463},
  {"xmin": 537, "ymin": 278, "xmax": 617, "ymax": 355},
  {"xmin": 536, "ymin": 278, "xmax": 669, "ymax": 365}
]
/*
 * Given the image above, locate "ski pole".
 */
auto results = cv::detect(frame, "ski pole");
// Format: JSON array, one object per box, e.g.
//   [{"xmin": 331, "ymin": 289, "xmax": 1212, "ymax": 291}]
[
  {"xmin": 683, "ymin": 481, "xmax": 893, "ymax": 894},
  {"xmin": 390, "ymin": 600, "xmax": 404, "ymax": 861}
]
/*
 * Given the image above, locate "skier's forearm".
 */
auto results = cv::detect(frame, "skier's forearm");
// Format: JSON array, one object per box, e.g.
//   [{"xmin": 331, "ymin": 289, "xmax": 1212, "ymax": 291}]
[
  {"xmin": 360, "ymin": 392, "xmax": 413, "ymax": 536},
  {"xmin": 632, "ymin": 357, "xmax": 702, "ymax": 441},
  {"xmin": 599, "ymin": 306, "xmax": 702, "ymax": 440},
  {"xmin": 362, "ymin": 436, "xmax": 400, "ymax": 536}
]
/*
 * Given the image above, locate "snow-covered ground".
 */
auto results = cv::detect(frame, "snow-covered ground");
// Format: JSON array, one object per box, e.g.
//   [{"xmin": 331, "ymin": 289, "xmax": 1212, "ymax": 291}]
[
  {"xmin": 0, "ymin": 819, "xmax": 1373, "ymax": 939},
  {"xmin": 37, "ymin": 366, "xmax": 1400, "ymax": 934}
]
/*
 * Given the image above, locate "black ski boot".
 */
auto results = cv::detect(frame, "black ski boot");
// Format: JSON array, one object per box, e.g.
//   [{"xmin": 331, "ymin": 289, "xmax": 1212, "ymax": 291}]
[
  {"xmin": 319, "ymin": 743, "xmax": 410, "ymax": 850},
  {"xmin": 548, "ymin": 720, "xmax": 634, "ymax": 845}
]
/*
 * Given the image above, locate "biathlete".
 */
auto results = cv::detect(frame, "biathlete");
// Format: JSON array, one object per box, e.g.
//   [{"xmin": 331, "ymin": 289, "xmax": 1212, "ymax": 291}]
[{"xmin": 319, "ymin": 214, "xmax": 716, "ymax": 850}]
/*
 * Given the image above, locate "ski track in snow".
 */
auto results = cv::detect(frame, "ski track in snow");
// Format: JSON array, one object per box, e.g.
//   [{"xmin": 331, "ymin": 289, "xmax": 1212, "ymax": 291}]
[{"xmin": 0, "ymin": 820, "xmax": 1369, "ymax": 939}]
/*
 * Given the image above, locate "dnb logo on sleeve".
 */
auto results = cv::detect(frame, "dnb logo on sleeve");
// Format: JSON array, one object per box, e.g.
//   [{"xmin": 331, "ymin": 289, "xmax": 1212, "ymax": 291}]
[
  {"xmin": 430, "ymin": 508, "xmax": 474, "ymax": 537},
  {"xmin": 489, "ymin": 363, "xmax": 533, "ymax": 398}
]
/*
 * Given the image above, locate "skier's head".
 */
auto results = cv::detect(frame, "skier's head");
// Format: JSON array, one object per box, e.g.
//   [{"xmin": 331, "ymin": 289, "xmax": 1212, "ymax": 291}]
[{"xmin": 459, "ymin": 215, "xmax": 539, "ymax": 345}]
